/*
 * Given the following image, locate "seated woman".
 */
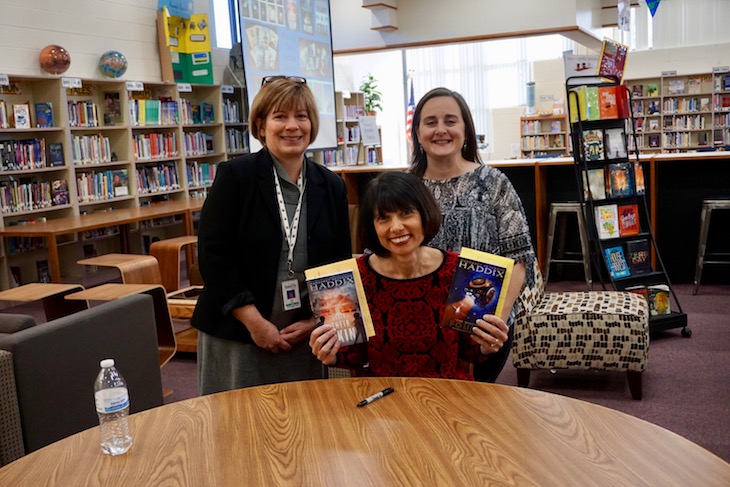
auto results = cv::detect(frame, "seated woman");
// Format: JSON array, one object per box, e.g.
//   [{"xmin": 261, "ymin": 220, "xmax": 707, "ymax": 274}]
[{"xmin": 309, "ymin": 172, "xmax": 509, "ymax": 379}]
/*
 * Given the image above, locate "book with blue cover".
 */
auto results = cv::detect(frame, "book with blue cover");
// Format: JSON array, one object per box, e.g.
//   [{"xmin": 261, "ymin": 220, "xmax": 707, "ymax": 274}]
[
  {"xmin": 441, "ymin": 248, "xmax": 515, "ymax": 334},
  {"xmin": 604, "ymin": 245, "xmax": 630, "ymax": 279}
]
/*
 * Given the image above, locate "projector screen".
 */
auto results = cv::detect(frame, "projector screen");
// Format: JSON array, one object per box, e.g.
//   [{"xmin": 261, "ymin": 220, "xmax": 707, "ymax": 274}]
[{"xmin": 238, "ymin": 0, "xmax": 337, "ymax": 151}]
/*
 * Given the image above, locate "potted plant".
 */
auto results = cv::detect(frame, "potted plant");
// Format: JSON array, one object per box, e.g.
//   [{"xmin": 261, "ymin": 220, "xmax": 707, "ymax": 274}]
[{"xmin": 360, "ymin": 73, "xmax": 383, "ymax": 115}]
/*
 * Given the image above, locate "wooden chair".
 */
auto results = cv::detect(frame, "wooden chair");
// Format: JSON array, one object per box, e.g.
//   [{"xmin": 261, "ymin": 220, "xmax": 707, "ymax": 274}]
[
  {"xmin": 77, "ymin": 253, "xmax": 162, "ymax": 286},
  {"xmin": 149, "ymin": 235, "xmax": 198, "ymax": 293},
  {"xmin": 0, "ymin": 283, "xmax": 88, "ymax": 322}
]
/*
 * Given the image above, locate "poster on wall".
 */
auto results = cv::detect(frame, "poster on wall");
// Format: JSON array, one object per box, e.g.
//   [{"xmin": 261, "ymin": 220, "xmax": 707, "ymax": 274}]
[{"xmin": 238, "ymin": 0, "xmax": 337, "ymax": 151}]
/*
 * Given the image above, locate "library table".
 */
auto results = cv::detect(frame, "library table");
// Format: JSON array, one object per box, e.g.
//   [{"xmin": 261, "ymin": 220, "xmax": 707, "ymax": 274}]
[
  {"xmin": 0, "ymin": 283, "xmax": 87, "ymax": 321},
  {"xmin": 0, "ymin": 199, "xmax": 203, "ymax": 283},
  {"xmin": 1, "ymin": 378, "xmax": 727, "ymax": 486}
]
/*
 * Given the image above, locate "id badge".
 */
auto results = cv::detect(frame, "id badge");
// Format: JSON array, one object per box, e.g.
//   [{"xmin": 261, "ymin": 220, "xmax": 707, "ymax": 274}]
[{"xmin": 281, "ymin": 279, "xmax": 301, "ymax": 311}]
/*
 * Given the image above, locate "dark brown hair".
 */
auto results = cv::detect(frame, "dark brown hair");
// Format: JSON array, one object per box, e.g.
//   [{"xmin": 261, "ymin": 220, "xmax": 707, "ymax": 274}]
[
  {"xmin": 409, "ymin": 87, "xmax": 482, "ymax": 178},
  {"xmin": 359, "ymin": 172, "xmax": 442, "ymax": 257},
  {"xmin": 249, "ymin": 77, "xmax": 319, "ymax": 145}
]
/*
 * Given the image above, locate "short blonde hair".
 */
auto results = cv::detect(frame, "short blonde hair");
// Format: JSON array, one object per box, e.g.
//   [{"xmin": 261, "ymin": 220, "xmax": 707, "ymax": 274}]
[{"xmin": 249, "ymin": 78, "xmax": 320, "ymax": 145}]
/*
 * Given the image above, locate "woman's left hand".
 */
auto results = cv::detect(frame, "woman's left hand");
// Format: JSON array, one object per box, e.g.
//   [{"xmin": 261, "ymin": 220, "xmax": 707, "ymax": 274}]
[
  {"xmin": 280, "ymin": 317, "xmax": 318, "ymax": 346},
  {"xmin": 471, "ymin": 314, "xmax": 509, "ymax": 356}
]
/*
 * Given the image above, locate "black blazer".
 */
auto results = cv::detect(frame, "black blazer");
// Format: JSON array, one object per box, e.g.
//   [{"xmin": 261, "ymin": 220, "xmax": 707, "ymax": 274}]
[{"xmin": 191, "ymin": 149, "xmax": 352, "ymax": 342}]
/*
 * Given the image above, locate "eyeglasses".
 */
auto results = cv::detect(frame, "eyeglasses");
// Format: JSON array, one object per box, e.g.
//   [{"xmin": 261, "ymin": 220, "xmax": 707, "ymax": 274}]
[{"xmin": 261, "ymin": 75, "xmax": 307, "ymax": 86}]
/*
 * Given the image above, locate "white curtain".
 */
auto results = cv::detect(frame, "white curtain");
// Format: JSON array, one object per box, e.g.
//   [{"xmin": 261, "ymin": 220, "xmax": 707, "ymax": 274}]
[{"xmin": 405, "ymin": 35, "xmax": 573, "ymax": 149}]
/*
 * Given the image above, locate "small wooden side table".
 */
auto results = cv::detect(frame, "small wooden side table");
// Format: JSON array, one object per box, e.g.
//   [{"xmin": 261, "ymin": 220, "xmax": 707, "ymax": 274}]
[
  {"xmin": 77, "ymin": 254, "xmax": 162, "ymax": 286},
  {"xmin": 0, "ymin": 283, "xmax": 88, "ymax": 321}
]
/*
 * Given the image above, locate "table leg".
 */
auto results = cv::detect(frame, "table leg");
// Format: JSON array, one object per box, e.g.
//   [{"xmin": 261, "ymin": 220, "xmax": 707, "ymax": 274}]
[
  {"xmin": 534, "ymin": 165, "xmax": 548, "ymax": 273},
  {"xmin": 47, "ymin": 236, "xmax": 61, "ymax": 283}
]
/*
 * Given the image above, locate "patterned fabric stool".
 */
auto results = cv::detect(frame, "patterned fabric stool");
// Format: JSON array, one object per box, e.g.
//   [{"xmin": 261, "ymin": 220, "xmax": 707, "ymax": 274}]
[{"xmin": 512, "ymin": 262, "xmax": 649, "ymax": 400}]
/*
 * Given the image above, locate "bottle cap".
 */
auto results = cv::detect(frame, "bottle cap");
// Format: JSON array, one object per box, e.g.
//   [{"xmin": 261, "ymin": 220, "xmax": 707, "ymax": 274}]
[{"xmin": 100, "ymin": 358, "xmax": 115, "ymax": 368}]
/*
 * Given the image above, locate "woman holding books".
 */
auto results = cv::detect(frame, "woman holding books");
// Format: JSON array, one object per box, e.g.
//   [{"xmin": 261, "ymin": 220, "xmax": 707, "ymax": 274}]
[
  {"xmin": 192, "ymin": 76, "xmax": 351, "ymax": 394},
  {"xmin": 409, "ymin": 87, "xmax": 536, "ymax": 383},
  {"xmin": 309, "ymin": 172, "xmax": 509, "ymax": 380}
]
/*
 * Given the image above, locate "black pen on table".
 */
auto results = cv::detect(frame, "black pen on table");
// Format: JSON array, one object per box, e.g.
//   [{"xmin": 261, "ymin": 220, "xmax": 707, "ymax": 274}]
[{"xmin": 357, "ymin": 387, "xmax": 395, "ymax": 407}]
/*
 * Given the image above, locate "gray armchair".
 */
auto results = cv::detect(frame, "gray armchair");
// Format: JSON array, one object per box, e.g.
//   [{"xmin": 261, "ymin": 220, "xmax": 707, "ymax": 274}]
[{"xmin": 0, "ymin": 294, "xmax": 164, "ymax": 464}]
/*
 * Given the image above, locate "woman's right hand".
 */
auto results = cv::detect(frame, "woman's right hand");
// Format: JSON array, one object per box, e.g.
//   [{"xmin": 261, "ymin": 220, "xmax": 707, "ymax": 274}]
[
  {"xmin": 309, "ymin": 325, "xmax": 340, "ymax": 366},
  {"xmin": 249, "ymin": 321, "xmax": 292, "ymax": 353},
  {"xmin": 233, "ymin": 305, "xmax": 291, "ymax": 353}
]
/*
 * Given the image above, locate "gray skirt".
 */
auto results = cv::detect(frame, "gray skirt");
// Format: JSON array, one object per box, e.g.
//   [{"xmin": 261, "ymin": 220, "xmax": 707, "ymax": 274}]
[{"xmin": 197, "ymin": 330, "xmax": 325, "ymax": 395}]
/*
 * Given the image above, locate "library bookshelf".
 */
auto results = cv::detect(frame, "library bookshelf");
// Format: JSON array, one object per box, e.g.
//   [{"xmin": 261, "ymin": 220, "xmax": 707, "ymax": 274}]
[
  {"xmin": 0, "ymin": 75, "xmax": 247, "ymax": 287},
  {"xmin": 519, "ymin": 114, "xmax": 569, "ymax": 159},
  {"xmin": 626, "ymin": 69, "xmax": 730, "ymax": 154}
]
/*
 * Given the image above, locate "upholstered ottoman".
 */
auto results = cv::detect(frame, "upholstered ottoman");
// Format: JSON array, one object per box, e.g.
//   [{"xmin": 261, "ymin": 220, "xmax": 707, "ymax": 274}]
[{"xmin": 512, "ymin": 264, "xmax": 649, "ymax": 399}]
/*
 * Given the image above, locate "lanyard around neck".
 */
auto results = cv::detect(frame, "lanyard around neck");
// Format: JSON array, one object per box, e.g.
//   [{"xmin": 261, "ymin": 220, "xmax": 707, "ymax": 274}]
[{"xmin": 272, "ymin": 165, "xmax": 306, "ymax": 277}]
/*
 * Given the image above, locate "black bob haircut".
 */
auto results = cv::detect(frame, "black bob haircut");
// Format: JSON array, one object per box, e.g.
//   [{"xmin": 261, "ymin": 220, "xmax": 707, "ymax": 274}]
[{"xmin": 358, "ymin": 172, "xmax": 443, "ymax": 257}]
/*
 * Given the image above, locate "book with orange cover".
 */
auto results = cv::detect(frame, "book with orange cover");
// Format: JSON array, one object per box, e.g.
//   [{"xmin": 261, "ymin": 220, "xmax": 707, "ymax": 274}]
[
  {"xmin": 618, "ymin": 203, "xmax": 640, "ymax": 236},
  {"xmin": 598, "ymin": 86, "xmax": 618, "ymax": 119}
]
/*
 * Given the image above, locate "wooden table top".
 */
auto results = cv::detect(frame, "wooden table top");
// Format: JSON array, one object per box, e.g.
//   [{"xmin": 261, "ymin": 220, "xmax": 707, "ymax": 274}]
[
  {"xmin": 0, "ymin": 199, "xmax": 203, "ymax": 237},
  {"xmin": 1, "ymin": 378, "xmax": 727, "ymax": 486},
  {"xmin": 0, "ymin": 283, "xmax": 84, "ymax": 302}
]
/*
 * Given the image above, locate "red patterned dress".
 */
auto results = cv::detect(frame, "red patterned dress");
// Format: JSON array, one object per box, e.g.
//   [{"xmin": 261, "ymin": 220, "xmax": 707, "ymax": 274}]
[{"xmin": 335, "ymin": 250, "xmax": 483, "ymax": 380}]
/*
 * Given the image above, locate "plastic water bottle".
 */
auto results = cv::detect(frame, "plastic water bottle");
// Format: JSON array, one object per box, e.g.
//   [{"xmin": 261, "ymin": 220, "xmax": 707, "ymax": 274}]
[{"xmin": 94, "ymin": 358, "xmax": 132, "ymax": 455}]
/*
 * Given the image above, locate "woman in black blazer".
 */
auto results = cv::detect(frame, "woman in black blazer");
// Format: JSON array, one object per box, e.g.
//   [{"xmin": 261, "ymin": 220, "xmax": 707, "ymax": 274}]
[{"xmin": 192, "ymin": 76, "xmax": 351, "ymax": 394}]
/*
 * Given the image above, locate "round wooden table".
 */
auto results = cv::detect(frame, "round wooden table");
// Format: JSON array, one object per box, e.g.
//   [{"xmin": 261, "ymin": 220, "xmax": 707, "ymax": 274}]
[{"xmin": 1, "ymin": 378, "xmax": 728, "ymax": 485}]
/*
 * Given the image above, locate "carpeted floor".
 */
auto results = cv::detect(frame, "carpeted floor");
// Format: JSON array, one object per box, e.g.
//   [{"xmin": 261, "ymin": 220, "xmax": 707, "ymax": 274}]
[{"xmin": 160, "ymin": 281, "xmax": 730, "ymax": 463}]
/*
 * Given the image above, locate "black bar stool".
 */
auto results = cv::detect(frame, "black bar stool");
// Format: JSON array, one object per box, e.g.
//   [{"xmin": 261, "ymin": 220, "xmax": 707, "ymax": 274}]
[
  {"xmin": 693, "ymin": 199, "xmax": 730, "ymax": 294},
  {"xmin": 544, "ymin": 202, "xmax": 592, "ymax": 288}
]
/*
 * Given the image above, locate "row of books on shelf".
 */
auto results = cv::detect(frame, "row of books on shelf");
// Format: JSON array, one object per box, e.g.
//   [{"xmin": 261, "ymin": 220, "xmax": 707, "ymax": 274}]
[
  {"xmin": 338, "ymin": 125, "xmax": 360, "ymax": 144},
  {"xmin": 225, "ymin": 127, "xmax": 248, "ymax": 153},
  {"xmin": 631, "ymin": 99, "xmax": 660, "ymax": 115},
  {"xmin": 662, "ymin": 97, "xmax": 712, "ymax": 114},
  {"xmin": 569, "ymin": 84, "xmax": 629, "ymax": 122},
  {"xmin": 76, "ymin": 169, "xmax": 129, "ymax": 203},
  {"xmin": 343, "ymin": 105, "xmax": 365, "ymax": 119},
  {"xmin": 0, "ymin": 101, "xmax": 54, "ymax": 129},
  {"xmin": 136, "ymin": 164, "xmax": 181, "ymax": 195},
  {"xmin": 72, "ymin": 134, "xmax": 112, "ymax": 165},
  {"xmin": 631, "ymin": 83, "xmax": 660, "ymax": 98},
  {"xmin": 5, "ymin": 236, "xmax": 46, "ymax": 255},
  {"xmin": 583, "ymin": 162, "xmax": 644, "ymax": 201},
  {"xmin": 68, "ymin": 100, "xmax": 100, "ymax": 128},
  {"xmin": 595, "ymin": 203, "xmax": 641, "ymax": 240},
  {"xmin": 713, "ymin": 93, "xmax": 730, "ymax": 110},
  {"xmin": 603, "ymin": 239, "xmax": 651, "ymax": 279},
  {"xmin": 625, "ymin": 284, "xmax": 671, "ymax": 316},
  {"xmin": 714, "ymin": 74, "xmax": 730, "ymax": 92},
  {"xmin": 128, "ymin": 98, "xmax": 179, "ymax": 127},
  {"xmin": 582, "ymin": 128, "xmax": 629, "ymax": 160},
  {"xmin": 662, "ymin": 114, "xmax": 707, "ymax": 130},
  {"xmin": 521, "ymin": 119, "xmax": 564, "ymax": 135},
  {"xmin": 222, "ymin": 99, "xmax": 242, "ymax": 124},
  {"xmin": 185, "ymin": 161, "xmax": 217, "ymax": 188},
  {"xmin": 0, "ymin": 179, "xmax": 69, "ymax": 214},
  {"xmin": 0, "ymin": 138, "xmax": 53, "ymax": 171},
  {"xmin": 664, "ymin": 131, "xmax": 711, "ymax": 148},
  {"xmin": 321, "ymin": 149, "xmax": 343, "ymax": 166},
  {"xmin": 179, "ymin": 100, "xmax": 215, "ymax": 125},
  {"xmin": 183, "ymin": 131, "xmax": 215, "ymax": 156},
  {"xmin": 522, "ymin": 134, "xmax": 565, "ymax": 150},
  {"xmin": 132, "ymin": 132, "xmax": 178, "ymax": 161}
]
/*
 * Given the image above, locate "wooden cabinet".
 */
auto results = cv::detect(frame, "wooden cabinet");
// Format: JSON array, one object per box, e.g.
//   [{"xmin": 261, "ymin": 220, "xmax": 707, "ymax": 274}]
[{"xmin": 519, "ymin": 114, "xmax": 569, "ymax": 159}]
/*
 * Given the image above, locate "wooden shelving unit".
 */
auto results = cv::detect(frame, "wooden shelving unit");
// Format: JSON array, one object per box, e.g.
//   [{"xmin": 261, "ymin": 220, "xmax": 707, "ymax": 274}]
[
  {"xmin": 626, "ymin": 69, "xmax": 730, "ymax": 154},
  {"xmin": 519, "ymin": 113, "xmax": 569, "ymax": 158},
  {"xmin": 0, "ymin": 75, "xmax": 246, "ymax": 286}
]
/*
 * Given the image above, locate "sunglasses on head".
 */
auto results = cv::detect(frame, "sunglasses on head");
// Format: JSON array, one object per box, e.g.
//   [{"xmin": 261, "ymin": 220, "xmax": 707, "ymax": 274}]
[{"xmin": 261, "ymin": 75, "xmax": 307, "ymax": 86}]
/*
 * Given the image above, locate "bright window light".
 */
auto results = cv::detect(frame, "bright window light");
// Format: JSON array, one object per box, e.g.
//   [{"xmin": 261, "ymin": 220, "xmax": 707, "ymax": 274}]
[{"xmin": 212, "ymin": 0, "xmax": 233, "ymax": 49}]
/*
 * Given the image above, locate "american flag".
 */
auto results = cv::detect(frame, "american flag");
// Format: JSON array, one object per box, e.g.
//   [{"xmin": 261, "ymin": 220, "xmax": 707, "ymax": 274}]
[{"xmin": 405, "ymin": 77, "xmax": 415, "ymax": 144}]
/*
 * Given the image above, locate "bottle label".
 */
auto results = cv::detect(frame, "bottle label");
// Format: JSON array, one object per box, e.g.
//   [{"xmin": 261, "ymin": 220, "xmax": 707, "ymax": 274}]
[{"xmin": 95, "ymin": 387, "xmax": 130, "ymax": 413}]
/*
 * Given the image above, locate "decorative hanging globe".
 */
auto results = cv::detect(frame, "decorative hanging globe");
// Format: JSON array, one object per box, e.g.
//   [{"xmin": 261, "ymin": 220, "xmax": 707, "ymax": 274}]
[
  {"xmin": 98, "ymin": 50, "xmax": 128, "ymax": 78},
  {"xmin": 39, "ymin": 45, "xmax": 71, "ymax": 75}
]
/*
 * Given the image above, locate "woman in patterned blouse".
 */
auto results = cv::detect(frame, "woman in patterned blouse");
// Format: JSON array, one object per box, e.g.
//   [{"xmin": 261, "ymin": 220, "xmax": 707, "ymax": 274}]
[
  {"xmin": 409, "ymin": 87, "xmax": 537, "ymax": 383},
  {"xmin": 309, "ymin": 172, "xmax": 508, "ymax": 379}
]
